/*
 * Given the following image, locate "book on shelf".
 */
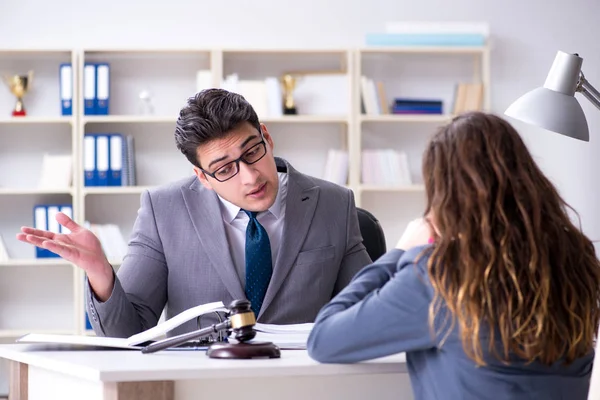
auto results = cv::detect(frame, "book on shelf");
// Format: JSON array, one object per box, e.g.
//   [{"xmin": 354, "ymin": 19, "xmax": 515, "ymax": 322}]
[
  {"xmin": 362, "ymin": 149, "xmax": 412, "ymax": 186},
  {"xmin": 84, "ymin": 133, "xmax": 136, "ymax": 187},
  {"xmin": 85, "ymin": 223, "xmax": 128, "ymax": 262},
  {"xmin": 323, "ymin": 149, "xmax": 349, "ymax": 186},
  {"xmin": 83, "ymin": 62, "xmax": 110, "ymax": 115},
  {"xmin": 38, "ymin": 153, "xmax": 72, "ymax": 190},
  {"xmin": 361, "ymin": 76, "xmax": 382, "ymax": 115},
  {"xmin": 34, "ymin": 204, "xmax": 73, "ymax": 258},
  {"xmin": 452, "ymin": 82, "xmax": 484, "ymax": 114},
  {"xmin": 366, "ymin": 21, "xmax": 489, "ymax": 47},
  {"xmin": 391, "ymin": 98, "xmax": 443, "ymax": 115},
  {"xmin": 0, "ymin": 234, "xmax": 9, "ymax": 262}
]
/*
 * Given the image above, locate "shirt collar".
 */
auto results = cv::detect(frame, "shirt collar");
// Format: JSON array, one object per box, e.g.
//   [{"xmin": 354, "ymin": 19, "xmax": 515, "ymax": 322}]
[{"xmin": 217, "ymin": 172, "xmax": 287, "ymax": 223}]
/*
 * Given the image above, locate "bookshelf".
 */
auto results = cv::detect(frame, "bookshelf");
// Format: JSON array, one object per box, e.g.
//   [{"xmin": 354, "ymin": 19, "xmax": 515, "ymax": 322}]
[
  {"xmin": 0, "ymin": 49, "xmax": 80, "ymax": 351},
  {"xmin": 0, "ymin": 45, "xmax": 490, "ymax": 339},
  {"xmin": 354, "ymin": 45, "xmax": 490, "ymax": 249}
]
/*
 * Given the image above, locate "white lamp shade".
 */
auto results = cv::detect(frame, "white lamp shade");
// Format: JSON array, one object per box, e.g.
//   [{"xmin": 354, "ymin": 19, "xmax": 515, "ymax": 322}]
[
  {"xmin": 505, "ymin": 51, "xmax": 590, "ymax": 142},
  {"xmin": 504, "ymin": 86, "xmax": 589, "ymax": 141}
]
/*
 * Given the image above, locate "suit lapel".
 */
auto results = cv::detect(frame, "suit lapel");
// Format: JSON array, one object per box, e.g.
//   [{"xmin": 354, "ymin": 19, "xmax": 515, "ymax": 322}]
[
  {"xmin": 259, "ymin": 162, "xmax": 320, "ymax": 318},
  {"xmin": 181, "ymin": 179, "xmax": 246, "ymax": 301}
]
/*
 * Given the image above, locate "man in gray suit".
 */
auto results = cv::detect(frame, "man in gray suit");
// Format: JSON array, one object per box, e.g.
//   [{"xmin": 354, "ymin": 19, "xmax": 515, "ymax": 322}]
[{"xmin": 17, "ymin": 89, "xmax": 372, "ymax": 339}]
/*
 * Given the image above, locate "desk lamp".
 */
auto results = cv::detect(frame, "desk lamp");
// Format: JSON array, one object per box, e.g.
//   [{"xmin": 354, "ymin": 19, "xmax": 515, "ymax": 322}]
[{"xmin": 505, "ymin": 51, "xmax": 600, "ymax": 141}]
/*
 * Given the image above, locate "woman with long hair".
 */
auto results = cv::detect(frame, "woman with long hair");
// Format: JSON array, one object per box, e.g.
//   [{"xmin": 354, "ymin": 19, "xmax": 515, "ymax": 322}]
[{"xmin": 307, "ymin": 112, "xmax": 600, "ymax": 399}]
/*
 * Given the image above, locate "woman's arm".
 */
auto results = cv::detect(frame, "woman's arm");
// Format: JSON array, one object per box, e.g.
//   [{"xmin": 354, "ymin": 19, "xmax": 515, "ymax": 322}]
[{"xmin": 307, "ymin": 245, "xmax": 434, "ymax": 363}]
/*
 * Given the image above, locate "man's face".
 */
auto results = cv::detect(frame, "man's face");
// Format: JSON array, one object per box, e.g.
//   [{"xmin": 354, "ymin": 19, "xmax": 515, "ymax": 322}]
[{"xmin": 194, "ymin": 122, "xmax": 279, "ymax": 212}]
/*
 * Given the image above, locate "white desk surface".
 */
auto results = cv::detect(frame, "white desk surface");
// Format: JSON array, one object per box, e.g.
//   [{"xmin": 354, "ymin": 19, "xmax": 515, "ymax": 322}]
[{"xmin": 0, "ymin": 344, "xmax": 407, "ymax": 383}]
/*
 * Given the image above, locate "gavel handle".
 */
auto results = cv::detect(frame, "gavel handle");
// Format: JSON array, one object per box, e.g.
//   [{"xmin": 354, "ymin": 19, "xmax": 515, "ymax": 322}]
[{"xmin": 141, "ymin": 320, "xmax": 231, "ymax": 354}]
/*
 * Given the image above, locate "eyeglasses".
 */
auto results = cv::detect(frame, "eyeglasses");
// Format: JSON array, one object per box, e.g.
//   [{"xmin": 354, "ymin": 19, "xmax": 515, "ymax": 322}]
[{"xmin": 200, "ymin": 140, "xmax": 268, "ymax": 182}]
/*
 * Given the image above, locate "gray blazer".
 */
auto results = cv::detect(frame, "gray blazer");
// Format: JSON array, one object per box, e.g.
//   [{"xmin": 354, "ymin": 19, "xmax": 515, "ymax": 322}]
[{"xmin": 86, "ymin": 158, "xmax": 371, "ymax": 339}]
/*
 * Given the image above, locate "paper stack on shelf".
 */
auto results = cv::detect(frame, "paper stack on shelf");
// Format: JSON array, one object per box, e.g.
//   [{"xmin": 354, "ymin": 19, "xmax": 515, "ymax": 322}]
[{"xmin": 366, "ymin": 21, "xmax": 489, "ymax": 47}]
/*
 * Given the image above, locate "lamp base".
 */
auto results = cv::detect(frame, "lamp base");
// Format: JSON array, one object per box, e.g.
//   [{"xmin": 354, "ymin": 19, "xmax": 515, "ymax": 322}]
[{"xmin": 206, "ymin": 341, "xmax": 281, "ymax": 359}]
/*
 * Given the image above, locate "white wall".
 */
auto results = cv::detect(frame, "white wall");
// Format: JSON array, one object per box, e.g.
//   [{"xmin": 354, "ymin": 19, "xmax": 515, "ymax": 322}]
[{"xmin": 1, "ymin": 0, "xmax": 599, "ymax": 236}]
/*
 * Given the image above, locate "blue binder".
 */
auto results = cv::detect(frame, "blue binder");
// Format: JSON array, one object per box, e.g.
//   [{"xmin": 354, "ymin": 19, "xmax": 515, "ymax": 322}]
[
  {"xmin": 95, "ymin": 134, "xmax": 109, "ymax": 186},
  {"xmin": 95, "ymin": 63, "xmax": 110, "ymax": 115},
  {"xmin": 108, "ymin": 133, "xmax": 123, "ymax": 186},
  {"xmin": 83, "ymin": 134, "xmax": 96, "ymax": 186},
  {"xmin": 83, "ymin": 63, "xmax": 96, "ymax": 115},
  {"xmin": 59, "ymin": 63, "xmax": 72, "ymax": 116},
  {"xmin": 33, "ymin": 204, "xmax": 72, "ymax": 258}
]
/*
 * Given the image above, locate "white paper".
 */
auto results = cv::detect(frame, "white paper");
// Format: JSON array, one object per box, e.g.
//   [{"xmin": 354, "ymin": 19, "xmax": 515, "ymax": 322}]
[
  {"xmin": 18, "ymin": 301, "xmax": 227, "ymax": 350},
  {"xmin": 248, "ymin": 323, "xmax": 314, "ymax": 349},
  {"xmin": 125, "ymin": 301, "xmax": 226, "ymax": 345},
  {"xmin": 18, "ymin": 333, "xmax": 138, "ymax": 350}
]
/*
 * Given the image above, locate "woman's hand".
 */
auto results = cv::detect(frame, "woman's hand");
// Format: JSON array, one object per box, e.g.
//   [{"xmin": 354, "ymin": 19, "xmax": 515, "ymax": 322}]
[{"xmin": 395, "ymin": 217, "xmax": 435, "ymax": 251}]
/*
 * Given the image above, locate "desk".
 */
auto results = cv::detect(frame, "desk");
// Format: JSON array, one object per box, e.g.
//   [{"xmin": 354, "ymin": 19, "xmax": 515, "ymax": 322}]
[{"xmin": 0, "ymin": 344, "xmax": 412, "ymax": 400}]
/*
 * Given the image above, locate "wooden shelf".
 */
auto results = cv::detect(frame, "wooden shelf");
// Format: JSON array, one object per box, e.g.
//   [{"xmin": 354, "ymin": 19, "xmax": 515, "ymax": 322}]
[
  {"xmin": 360, "ymin": 115, "xmax": 452, "ymax": 123},
  {"xmin": 359, "ymin": 184, "xmax": 425, "ymax": 192},
  {"xmin": 82, "ymin": 115, "xmax": 176, "ymax": 124},
  {"xmin": 0, "ymin": 188, "xmax": 74, "ymax": 195},
  {"xmin": 0, "ymin": 329, "xmax": 76, "ymax": 338},
  {"xmin": 0, "ymin": 116, "xmax": 73, "ymax": 124},
  {"xmin": 262, "ymin": 115, "xmax": 348, "ymax": 124},
  {"xmin": 222, "ymin": 48, "xmax": 349, "ymax": 55},
  {"xmin": 82, "ymin": 115, "xmax": 349, "ymax": 124},
  {"xmin": 0, "ymin": 259, "xmax": 73, "ymax": 267},
  {"xmin": 0, "ymin": 49, "xmax": 72, "ymax": 56},
  {"xmin": 82, "ymin": 186, "xmax": 153, "ymax": 195},
  {"xmin": 360, "ymin": 46, "xmax": 488, "ymax": 54}
]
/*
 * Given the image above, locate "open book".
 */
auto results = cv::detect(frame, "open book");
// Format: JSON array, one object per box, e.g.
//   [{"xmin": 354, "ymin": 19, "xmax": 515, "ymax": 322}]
[{"xmin": 17, "ymin": 301, "xmax": 227, "ymax": 350}]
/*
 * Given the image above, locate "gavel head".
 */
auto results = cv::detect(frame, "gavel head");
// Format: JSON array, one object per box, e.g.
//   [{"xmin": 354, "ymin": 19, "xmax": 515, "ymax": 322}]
[{"xmin": 228, "ymin": 299, "xmax": 257, "ymax": 343}]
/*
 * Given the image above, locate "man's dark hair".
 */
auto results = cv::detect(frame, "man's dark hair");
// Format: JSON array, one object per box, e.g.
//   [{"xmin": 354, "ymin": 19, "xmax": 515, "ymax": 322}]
[{"xmin": 174, "ymin": 88, "xmax": 261, "ymax": 168}]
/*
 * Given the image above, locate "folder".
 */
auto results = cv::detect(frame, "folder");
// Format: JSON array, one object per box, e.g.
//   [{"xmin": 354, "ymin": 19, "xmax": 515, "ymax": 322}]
[
  {"xmin": 95, "ymin": 63, "xmax": 110, "ymax": 115},
  {"xmin": 33, "ymin": 205, "xmax": 59, "ymax": 258},
  {"xmin": 60, "ymin": 205, "xmax": 73, "ymax": 234},
  {"xmin": 95, "ymin": 134, "xmax": 109, "ymax": 186},
  {"xmin": 108, "ymin": 134, "xmax": 123, "ymax": 186},
  {"xmin": 59, "ymin": 63, "xmax": 72, "ymax": 116},
  {"xmin": 83, "ymin": 63, "xmax": 96, "ymax": 115},
  {"xmin": 33, "ymin": 205, "xmax": 47, "ymax": 258},
  {"xmin": 83, "ymin": 134, "xmax": 96, "ymax": 186}
]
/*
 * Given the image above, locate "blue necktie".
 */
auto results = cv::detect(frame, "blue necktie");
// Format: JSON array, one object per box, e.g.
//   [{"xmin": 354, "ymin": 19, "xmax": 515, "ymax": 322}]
[{"xmin": 243, "ymin": 210, "xmax": 273, "ymax": 317}]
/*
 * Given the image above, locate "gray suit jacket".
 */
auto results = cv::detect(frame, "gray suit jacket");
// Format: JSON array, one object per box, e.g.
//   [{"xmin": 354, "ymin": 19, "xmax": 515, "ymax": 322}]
[{"xmin": 86, "ymin": 158, "xmax": 372, "ymax": 338}]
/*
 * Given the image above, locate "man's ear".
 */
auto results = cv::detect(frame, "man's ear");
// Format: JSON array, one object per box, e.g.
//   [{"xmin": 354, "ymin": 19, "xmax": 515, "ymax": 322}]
[
  {"xmin": 260, "ymin": 123, "xmax": 274, "ymax": 152},
  {"xmin": 193, "ymin": 167, "xmax": 213, "ymax": 190}
]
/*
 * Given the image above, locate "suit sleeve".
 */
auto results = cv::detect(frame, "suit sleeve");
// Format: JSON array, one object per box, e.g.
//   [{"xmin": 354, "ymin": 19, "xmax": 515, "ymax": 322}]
[
  {"xmin": 332, "ymin": 189, "xmax": 373, "ymax": 296},
  {"xmin": 307, "ymin": 247, "xmax": 436, "ymax": 363},
  {"xmin": 85, "ymin": 190, "xmax": 168, "ymax": 338}
]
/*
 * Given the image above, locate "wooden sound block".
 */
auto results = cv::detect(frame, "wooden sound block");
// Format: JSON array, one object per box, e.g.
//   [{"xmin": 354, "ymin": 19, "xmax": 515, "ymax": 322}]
[{"xmin": 206, "ymin": 341, "xmax": 281, "ymax": 359}]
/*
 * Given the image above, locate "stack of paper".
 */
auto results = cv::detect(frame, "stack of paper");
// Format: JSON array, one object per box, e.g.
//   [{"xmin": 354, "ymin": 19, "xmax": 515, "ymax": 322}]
[{"xmin": 249, "ymin": 323, "xmax": 314, "ymax": 349}]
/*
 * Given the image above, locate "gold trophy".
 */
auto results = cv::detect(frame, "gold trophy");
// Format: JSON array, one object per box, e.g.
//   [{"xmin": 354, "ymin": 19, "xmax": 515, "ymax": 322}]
[
  {"xmin": 2, "ymin": 71, "xmax": 33, "ymax": 116},
  {"xmin": 281, "ymin": 74, "xmax": 298, "ymax": 115}
]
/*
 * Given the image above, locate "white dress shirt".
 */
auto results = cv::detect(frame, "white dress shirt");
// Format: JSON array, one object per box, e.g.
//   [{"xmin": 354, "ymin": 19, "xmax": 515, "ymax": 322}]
[{"xmin": 217, "ymin": 172, "xmax": 288, "ymax": 287}]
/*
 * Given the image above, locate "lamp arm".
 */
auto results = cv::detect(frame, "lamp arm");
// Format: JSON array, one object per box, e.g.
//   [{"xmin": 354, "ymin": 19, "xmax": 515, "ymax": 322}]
[{"xmin": 578, "ymin": 73, "xmax": 600, "ymax": 111}]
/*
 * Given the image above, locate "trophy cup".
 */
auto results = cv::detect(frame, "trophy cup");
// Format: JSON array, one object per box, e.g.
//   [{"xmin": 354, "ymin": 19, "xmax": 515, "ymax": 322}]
[
  {"xmin": 281, "ymin": 74, "xmax": 298, "ymax": 115},
  {"xmin": 2, "ymin": 71, "xmax": 33, "ymax": 117}
]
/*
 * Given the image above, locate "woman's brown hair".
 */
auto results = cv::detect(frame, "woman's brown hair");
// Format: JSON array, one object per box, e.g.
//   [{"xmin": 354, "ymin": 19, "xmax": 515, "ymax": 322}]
[{"xmin": 422, "ymin": 111, "xmax": 600, "ymax": 366}]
